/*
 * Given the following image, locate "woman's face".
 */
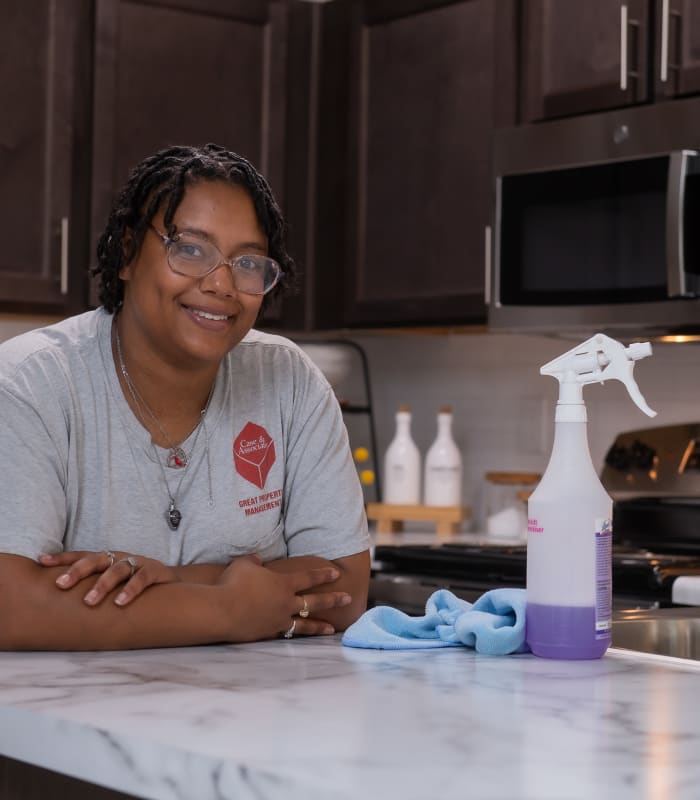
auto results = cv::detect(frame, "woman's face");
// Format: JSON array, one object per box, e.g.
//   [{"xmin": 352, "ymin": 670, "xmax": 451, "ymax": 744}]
[{"xmin": 119, "ymin": 180, "xmax": 267, "ymax": 371}]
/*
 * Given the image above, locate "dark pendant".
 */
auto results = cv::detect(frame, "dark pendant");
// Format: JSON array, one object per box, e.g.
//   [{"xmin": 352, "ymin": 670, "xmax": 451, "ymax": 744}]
[
  {"xmin": 167, "ymin": 503, "xmax": 182, "ymax": 531},
  {"xmin": 167, "ymin": 447, "xmax": 188, "ymax": 469}
]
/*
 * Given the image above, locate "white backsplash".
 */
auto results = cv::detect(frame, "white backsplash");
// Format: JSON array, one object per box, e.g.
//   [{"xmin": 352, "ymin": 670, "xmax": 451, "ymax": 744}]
[{"xmin": 344, "ymin": 332, "xmax": 700, "ymax": 528}]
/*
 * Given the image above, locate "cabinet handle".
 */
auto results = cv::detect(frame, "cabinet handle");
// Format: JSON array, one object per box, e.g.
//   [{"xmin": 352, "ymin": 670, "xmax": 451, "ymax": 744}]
[
  {"xmin": 660, "ymin": 0, "xmax": 670, "ymax": 83},
  {"xmin": 620, "ymin": 4, "xmax": 628, "ymax": 90},
  {"xmin": 60, "ymin": 217, "xmax": 69, "ymax": 295},
  {"xmin": 484, "ymin": 225, "xmax": 492, "ymax": 305}
]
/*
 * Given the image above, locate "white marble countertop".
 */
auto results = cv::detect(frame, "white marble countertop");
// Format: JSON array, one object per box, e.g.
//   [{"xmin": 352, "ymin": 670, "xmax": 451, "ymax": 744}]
[{"xmin": 1, "ymin": 639, "xmax": 699, "ymax": 800}]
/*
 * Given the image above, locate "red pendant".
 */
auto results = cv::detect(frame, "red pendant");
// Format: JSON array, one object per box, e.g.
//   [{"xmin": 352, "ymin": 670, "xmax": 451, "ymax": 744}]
[{"xmin": 167, "ymin": 447, "xmax": 188, "ymax": 469}]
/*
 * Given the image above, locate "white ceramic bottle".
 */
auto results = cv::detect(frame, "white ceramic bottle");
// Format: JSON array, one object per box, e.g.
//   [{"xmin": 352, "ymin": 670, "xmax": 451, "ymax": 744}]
[
  {"xmin": 383, "ymin": 405, "xmax": 421, "ymax": 504},
  {"xmin": 424, "ymin": 406, "xmax": 463, "ymax": 507}
]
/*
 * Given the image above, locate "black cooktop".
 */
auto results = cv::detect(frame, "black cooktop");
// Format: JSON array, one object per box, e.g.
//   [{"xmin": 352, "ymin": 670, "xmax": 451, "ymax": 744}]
[{"xmin": 372, "ymin": 542, "xmax": 700, "ymax": 604}]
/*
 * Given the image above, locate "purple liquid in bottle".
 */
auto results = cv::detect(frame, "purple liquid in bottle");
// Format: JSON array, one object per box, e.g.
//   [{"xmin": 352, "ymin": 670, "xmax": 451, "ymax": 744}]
[{"xmin": 526, "ymin": 603, "xmax": 610, "ymax": 659}]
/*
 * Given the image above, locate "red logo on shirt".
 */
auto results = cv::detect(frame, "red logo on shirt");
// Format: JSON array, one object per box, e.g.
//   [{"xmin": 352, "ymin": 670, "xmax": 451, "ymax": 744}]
[{"xmin": 233, "ymin": 422, "xmax": 276, "ymax": 489}]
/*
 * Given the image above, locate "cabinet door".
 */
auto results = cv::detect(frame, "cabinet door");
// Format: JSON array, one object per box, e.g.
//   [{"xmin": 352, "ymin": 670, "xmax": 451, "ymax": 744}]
[
  {"xmin": 521, "ymin": 0, "xmax": 650, "ymax": 122},
  {"xmin": 338, "ymin": 0, "xmax": 515, "ymax": 327},
  {"xmin": 89, "ymin": 0, "xmax": 293, "ymax": 302},
  {"xmin": 654, "ymin": 0, "xmax": 700, "ymax": 98},
  {"xmin": 0, "ymin": 0, "xmax": 91, "ymax": 312}
]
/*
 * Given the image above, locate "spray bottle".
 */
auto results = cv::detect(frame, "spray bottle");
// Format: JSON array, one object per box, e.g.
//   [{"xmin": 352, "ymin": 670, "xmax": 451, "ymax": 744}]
[{"xmin": 526, "ymin": 333, "xmax": 656, "ymax": 659}]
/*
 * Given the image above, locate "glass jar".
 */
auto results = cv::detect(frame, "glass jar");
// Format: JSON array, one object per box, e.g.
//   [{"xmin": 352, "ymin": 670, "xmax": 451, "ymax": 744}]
[{"xmin": 483, "ymin": 471, "xmax": 541, "ymax": 542}]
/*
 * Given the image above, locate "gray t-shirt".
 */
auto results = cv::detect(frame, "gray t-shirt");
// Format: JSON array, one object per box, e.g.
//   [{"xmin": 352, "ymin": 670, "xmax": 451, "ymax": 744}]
[{"xmin": 0, "ymin": 309, "xmax": 369, "ymax": 565}]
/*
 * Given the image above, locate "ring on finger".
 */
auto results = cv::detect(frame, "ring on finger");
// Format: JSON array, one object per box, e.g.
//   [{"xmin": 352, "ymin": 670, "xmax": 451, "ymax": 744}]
[
  {"xmin": 283, "ymin": 619, "xmax": 296, "ymax": 639},
  {"xmin": 299, "ymin": 597, "xmax": 310, "ymax": 619},
  {"xmin": 118, "ymin": 556, "xmax": 138, "ymax": 578},
  {"xmin": 104, "ymin": 550, "xmax": 116, "ymax": 568}
]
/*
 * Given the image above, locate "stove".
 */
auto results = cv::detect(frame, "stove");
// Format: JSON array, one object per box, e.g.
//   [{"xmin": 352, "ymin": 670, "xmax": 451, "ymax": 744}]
[
  {"xmin": 370, "ymin": 423, "xmax": 700, "ymax": 614},
  {"xmin": 371, "ymin": 543, "xmax": 700, "ymax": 613}
]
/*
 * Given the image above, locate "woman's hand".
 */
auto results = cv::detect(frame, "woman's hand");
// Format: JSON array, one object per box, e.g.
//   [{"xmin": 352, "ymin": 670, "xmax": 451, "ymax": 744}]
[
  {"xmin": 216, "ymin": 555, "xmax": 352, "ymax": 641},
  {"xmin": 38, "ymin": 550, "xmax": 178, "ymax": 607}
]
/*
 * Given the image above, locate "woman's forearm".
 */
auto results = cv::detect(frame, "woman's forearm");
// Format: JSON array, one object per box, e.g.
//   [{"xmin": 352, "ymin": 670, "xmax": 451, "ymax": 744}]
[
  {"xmin": 172, "ymin": 563, "xmax": 227, "ymax": 583},
  {"xmin": 1, "ymin": 556, "xmax": 229, "ymax": 651},
  {"xmin": 1, "ymin": 554, "xmax": 353, "ymax": 650}
]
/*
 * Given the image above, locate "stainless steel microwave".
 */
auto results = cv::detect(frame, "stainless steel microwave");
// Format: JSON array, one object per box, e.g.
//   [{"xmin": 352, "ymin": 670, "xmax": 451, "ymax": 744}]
[{"xmin": 488, "ymin": 97, "xmax": 700, "ymax": 335}]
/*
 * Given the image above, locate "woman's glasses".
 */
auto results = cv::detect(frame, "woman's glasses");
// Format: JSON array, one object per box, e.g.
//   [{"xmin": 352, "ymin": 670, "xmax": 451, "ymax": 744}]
[{"xmin": 150, "ymin": 227, "xmax": 281, "ymax": 296}]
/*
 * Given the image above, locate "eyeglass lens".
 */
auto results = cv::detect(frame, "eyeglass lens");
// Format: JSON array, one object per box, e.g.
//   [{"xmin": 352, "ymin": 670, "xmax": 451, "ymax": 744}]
[{"xmin": 167, "ymin": 235, "xmax": 279, "ymax": 295}]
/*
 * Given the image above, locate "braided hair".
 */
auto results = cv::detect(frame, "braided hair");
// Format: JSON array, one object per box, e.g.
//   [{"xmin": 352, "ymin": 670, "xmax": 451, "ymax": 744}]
[{"xmin": 93, "ymin": 143, "xmax": 297, "ymax": 314}]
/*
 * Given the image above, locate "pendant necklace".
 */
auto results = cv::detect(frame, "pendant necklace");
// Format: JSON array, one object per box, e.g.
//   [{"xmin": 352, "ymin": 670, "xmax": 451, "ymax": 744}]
[
  {"xmin": 115, "ymin": 342, "xmax": 201, "ymax": 470},
  {"xmin": 114, "ymin": 325, "xmax": 214, "ymax": 531}
]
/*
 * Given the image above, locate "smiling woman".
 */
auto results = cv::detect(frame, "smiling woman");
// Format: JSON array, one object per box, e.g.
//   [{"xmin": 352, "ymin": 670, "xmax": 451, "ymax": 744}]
[{"xmin": 0, "ymin": 144, "xmax": 370, "ymax": 651}]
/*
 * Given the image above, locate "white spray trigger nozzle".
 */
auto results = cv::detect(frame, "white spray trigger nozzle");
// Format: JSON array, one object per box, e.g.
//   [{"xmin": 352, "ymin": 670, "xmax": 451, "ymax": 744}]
[{"xmin": 541, "ymin": 333, "xmax": 656, "ymax": 417}]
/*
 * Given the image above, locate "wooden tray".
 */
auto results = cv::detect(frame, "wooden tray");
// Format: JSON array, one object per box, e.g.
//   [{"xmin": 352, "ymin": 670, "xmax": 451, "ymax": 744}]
[{"xmin": 366, "ymin": 502, "xmax": 471, "ymax": 537}]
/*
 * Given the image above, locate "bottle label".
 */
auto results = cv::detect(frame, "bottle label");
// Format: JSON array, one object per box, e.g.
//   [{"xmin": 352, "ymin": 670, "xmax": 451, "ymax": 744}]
[
  {"xmin": 594, "ymin": 519, "xmax": 612, "ymax": 638},
  {"xmin": 527, "ymin": 517, "xmax": 544, "ymax": 534}
]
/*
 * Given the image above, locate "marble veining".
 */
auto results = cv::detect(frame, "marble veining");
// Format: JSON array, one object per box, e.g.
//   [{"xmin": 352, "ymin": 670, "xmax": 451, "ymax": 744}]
[{"xmin": 0, "ymin": 639, "xmax": 699, "ymax": 799}]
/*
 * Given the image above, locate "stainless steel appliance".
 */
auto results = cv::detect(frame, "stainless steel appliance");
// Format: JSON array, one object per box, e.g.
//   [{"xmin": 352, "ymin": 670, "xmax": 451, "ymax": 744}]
[
  {"xmin": 369, "ymin": 423, "xmax": 700, "ymax": 614},
  {"xmin": 487, "ymin": 96, "xmax": 700, "ymax": 335}
]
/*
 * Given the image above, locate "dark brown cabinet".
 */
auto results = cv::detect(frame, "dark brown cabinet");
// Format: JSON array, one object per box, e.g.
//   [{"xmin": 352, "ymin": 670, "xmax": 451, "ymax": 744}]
[
  {"xmin": 315, "ymin": 0, "xmax": 516, "ymax": 328},
  {"xmin": 90, "ymin": 0, "xmax": 304, "ymax": 311},
  {"xmin": 0, "ymin": 0, "xmax": 313, "ymax": 321},
  {"xmin": 522, "ymin": 0, "xmax": 700, "ymax": 123},
  {"xmin": 1, "ymin": 0, "xmax": 519, "ymax": 330},
  {"xmin": 0, "ymin": 0, "xmax": 92, "ymax": 313},
  {"xmin": 653, "ymin": 0, "xmax": 700, "ymax": 99}
]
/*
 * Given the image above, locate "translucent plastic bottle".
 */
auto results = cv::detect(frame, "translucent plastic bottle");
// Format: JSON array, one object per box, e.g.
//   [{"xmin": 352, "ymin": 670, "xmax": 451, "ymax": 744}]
[
  {"xmin": 526, "ymin": 334, "xmax": 656, "ymax": 660},
  {"xmin": 526, "ymin": 416, "xmax": 615, "ymax": 658},
  {"xmin": 383, "ymin": 405, "xmax": 421, "ymax": 504},
  {"xmin": 424, "ymin": 406, "xmax": 462, "ymax": 506}
]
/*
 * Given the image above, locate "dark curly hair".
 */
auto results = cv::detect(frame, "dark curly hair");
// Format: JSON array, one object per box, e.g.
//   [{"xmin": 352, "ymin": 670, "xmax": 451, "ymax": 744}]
[{"xmin": 93, "ymin": 143, "xmax": 297, "ymax": 314}]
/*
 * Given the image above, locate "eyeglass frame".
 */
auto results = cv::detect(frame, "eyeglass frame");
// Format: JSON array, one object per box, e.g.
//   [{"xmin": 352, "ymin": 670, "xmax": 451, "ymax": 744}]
[{"xmin": 149, "ymin": 225, "xmax": 282, "ymax": 296}]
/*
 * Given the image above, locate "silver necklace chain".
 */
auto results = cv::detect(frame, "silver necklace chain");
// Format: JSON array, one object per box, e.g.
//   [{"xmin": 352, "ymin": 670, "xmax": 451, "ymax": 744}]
[
  {"xmin": 115, "ymin": 339, "xmax": 200, "ymax": 469},
  {"xmin": 114, "ymin": 325, "xmax": 214, "ymax": 531}
]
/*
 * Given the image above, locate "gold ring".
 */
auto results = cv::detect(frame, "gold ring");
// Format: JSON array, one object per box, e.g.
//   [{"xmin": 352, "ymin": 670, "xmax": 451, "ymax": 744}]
[
  {"xmin": 119, "ymin": 556, "xmax": 138, "ymax": 578},
  {"xmin": 283, "ymin": 620, "xmax": 296, "ymax": 639},
  {"xmin": 299, "ymin": 597, "xmax": 310, "ymax": 618},
  {"xmin": 104, "ymin": 550, "xmax": 116, "ymax": 568}
]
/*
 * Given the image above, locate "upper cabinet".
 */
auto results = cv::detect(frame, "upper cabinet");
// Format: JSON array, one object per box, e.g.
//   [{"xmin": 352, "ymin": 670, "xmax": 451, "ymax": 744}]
[
  {"xmin": 90, "ymin": 0, "xmax": 308, "ymax": 314},
  {"xmin": 653, "ymin": 0, "xmax": 700, "ymax": 100},
  {"xmin": 318, "ymin": 0, "xmax": 517, "ymax": 328},
  {"xmin": 0, "ymin": 0, "xmax": 92, "ymax": 313},
  {"xmin": 0, "ymin": 0, "xmax": 313, "ymax": 321},
  {"xmin": 0, "ymin": 0, "xmax": 520, "ymax": 331},
  {"xmin": 521, "ymin": 0, "xmax": 700, "ymax": 122}
]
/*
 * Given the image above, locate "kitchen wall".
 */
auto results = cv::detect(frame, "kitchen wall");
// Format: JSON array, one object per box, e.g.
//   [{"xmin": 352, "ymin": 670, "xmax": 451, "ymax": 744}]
[
  {"xmin": 0, "ymin": 316, "xmax": 63, "ymax": 341},
  {"xmin": 330, "ymin": 330, "xmax": 700, "ymax": 527},
  {"xmin": 2, "ymin": 314, "xmax": 698, "ymax": 530}
]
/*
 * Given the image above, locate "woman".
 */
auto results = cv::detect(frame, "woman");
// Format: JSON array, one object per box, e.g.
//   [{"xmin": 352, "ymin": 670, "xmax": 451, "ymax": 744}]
[{"xmin": 0, "ymin": 144, "xmax": 370, "ymax": 649}]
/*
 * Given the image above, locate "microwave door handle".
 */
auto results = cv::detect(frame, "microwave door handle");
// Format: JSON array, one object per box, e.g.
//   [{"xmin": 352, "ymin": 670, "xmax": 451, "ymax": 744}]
[
  {"xmin": 666, "ymin": 151, "xmax": 688, "ymax": 297},
  {"xmin": 620, "ymin": 4, "xmax": 628, "ymax": 90},
  {"xmin": 660, "ymin": 0, "xmax": 670, "ymax": 83},
  {"xmin": 484, "ymin": 224, "xmax": 492, "ymax": 305}
]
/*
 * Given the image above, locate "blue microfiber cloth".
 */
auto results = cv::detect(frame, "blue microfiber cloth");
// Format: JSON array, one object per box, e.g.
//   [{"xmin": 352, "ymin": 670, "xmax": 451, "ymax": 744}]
[{"xmin": 342, "ymin": 587, "xmax": 529, "ymax": 655}]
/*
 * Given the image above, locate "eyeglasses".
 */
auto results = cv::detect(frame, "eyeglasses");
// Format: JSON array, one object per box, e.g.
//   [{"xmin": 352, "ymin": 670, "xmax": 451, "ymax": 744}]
[{"xmin": 150, "ymin": 226, "xmax": 281, "ymax": 296}]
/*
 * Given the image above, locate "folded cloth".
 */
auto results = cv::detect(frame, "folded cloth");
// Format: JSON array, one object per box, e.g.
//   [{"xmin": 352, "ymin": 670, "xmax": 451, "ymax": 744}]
[{"xmin": 342, "ymin": 588, "xmax": 529, "ymax": 655}]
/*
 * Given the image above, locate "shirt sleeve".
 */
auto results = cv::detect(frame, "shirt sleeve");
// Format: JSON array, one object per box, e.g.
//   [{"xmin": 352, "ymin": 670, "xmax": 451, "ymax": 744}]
[
  {"xmin": 0, "ymin": 379, "xmax": 68, "ymax": 560},
  {"xmin": 281, "ymin": 359, "xmax": 370, "ymax": 561}
]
